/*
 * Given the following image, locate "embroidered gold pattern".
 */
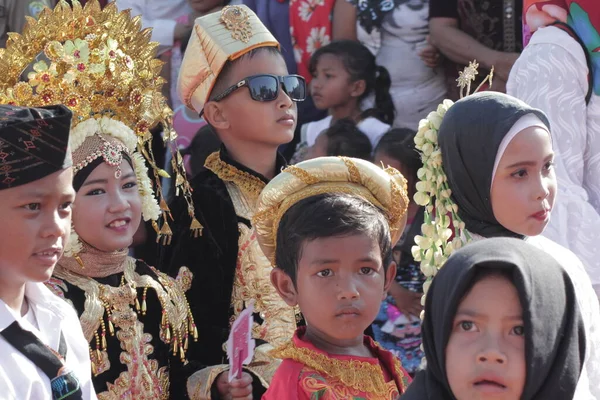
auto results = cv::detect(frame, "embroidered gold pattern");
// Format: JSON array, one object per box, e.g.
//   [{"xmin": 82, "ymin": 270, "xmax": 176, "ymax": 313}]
[
  {"xmin": 263, "ymin": 184, "xmax": 382, "ymax": 266},
  {"xmin": 50, "ymin": 258, "xmax": 196, "ymax": 399},
  {"xmin": 210, "ymin": 154, "xmax": 299, "ymax": 386},
  {"xmin": 205, "ymin": 151, "xmax": 266, "ymax": 201},
  {"xmin": 283, "ymin": 165, "xmax": 320, "ymax": 185},
  {"xmin": 340, "ymin": 156, "xmax": 361, "ymax": 183},
  {"xmin": 271, "ymin": 340, "xmax": 390, "ymax": 396},
  {"xmin": 219, "ymin": 6, "xmax": 253, "ymax": 43}
]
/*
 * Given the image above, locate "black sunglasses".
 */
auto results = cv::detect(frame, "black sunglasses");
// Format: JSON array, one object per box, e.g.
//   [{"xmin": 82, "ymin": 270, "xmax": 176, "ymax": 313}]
[{"xmin": 211, "ymin": 74, "xmax": 307, "ymax": 103}]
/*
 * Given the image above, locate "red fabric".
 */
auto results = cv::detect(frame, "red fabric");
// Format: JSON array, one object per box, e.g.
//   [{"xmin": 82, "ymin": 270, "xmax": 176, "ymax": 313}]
[
  {"xmin": 264, "ymin": 327, "xmax": 411, "ymax": 400},
  {"xmin": 288, "ymin": 0, "xmax": 336, "ymax": 83}
]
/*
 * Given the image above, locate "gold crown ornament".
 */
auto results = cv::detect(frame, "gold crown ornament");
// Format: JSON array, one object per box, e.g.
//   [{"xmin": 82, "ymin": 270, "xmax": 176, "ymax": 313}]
[
  {"xmin": 0, "ymin": 0, "xmax": 201, "ymax": 244},
  {"xmin": 253, "ymin": 157, "xmax": 409, "ymax": 267},
  {"xmin": 177, "ymin": 5, "xmax": 279, "ymax": 114}
]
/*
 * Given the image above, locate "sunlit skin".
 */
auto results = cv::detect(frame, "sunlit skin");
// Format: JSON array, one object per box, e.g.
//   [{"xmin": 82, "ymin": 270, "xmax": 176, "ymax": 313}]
[
  {"xmin": 446, "ymin": 274, "xmax": 526, "ymax": 400},
  {"xmin": 72, "ymin": 160, "xmax": 142, "ymax": 253},
  {"xmin": 204, "ymin": 51, "xmax": 297, "ymax": 149},
  {"xmin": 0, "ymin": 168, "xmax": 75, "ymax": 315},
  {"xmin": 272, "ymin": 233, "xmax": 396, "ymax": 357},
  {"xmin": 490, "ymin": 127, "xmax": 556, "ymax": 236}
]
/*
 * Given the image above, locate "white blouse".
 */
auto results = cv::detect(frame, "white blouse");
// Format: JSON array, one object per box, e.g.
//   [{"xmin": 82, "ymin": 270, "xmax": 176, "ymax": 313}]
[
  {"xmin": 0, "ymin": 282, "xmax": 96, "ymax": 400},
  {"xmin": 507, "ymin": 26, "xmax": 600, "ymax": 299},
  {"xmin": 469, "ymin": 233, "xmax": 600, "ymax": 399},
  {"xmin": 302, "ymin": 115, "xmax": 391, "ymax": 148}
]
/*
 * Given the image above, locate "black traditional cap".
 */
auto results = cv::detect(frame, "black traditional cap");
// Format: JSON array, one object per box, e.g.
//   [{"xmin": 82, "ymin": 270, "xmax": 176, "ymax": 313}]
[{"xmin": 0, "ymin": 104, "xmax": 72, "ymax": 190}]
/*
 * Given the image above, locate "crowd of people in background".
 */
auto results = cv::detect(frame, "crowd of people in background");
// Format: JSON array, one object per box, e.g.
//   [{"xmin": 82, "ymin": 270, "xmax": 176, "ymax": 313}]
[{"xmin": 1, "ymin": 0, "xmax": 600, "ymax": 399}]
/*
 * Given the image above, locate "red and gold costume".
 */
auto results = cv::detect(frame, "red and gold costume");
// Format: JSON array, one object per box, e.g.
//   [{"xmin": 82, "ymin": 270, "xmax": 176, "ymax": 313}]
[{"xmin": 265, "ymin": 327, "xmax": 410, "ymax": 400}]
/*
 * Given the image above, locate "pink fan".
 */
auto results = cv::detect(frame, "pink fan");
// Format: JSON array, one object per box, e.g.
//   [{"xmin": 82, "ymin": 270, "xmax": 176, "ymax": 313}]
[{"xmin": 227, "ymin": 301, "xmax": 256, "ymax": 382}]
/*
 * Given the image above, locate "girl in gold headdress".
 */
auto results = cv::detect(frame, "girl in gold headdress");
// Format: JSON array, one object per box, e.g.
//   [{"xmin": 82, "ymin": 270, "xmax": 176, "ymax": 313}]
[{"xmin": 0, "ymin": 1, "xmax": 199, "ymax": 398}]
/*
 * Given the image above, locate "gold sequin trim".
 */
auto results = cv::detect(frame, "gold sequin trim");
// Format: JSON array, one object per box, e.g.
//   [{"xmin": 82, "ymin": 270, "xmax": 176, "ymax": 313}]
[
  {"xmin": 220, "ymin": 5, "xmax": 253, "ymax": 43},
  {"xmin": 271, "ymin": 340, "xmax": 389, "ymax": 396},
  {"xmin": 283, "ymin": 165, "xmax": 320, "ymax": 185},
  {"xmin": 340, "ymin": 156, "xmax": 361, "ymax": 184},
  {"xmin": 205, "ymin": 151, "xmax": 266, "ymax": 197}
]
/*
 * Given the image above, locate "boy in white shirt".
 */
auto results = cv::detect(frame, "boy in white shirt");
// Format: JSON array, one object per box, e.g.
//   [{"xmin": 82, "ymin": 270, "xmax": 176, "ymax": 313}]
[{"xmin": 0, "ymin": 104, "xmax": 96, "ymax": 400}]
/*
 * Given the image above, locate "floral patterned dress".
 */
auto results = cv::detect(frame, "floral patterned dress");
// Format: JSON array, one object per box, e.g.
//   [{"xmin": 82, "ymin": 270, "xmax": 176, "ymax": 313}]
[{"xmin": 289, "ymin": 0, "xmax": 336, "ymax": 81}]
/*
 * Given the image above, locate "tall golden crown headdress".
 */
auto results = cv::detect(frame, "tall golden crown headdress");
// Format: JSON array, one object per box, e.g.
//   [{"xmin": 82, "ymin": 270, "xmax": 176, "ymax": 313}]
[{"xmin": 0, "ymin": 0, "xmax": 201, "ymax": 244}]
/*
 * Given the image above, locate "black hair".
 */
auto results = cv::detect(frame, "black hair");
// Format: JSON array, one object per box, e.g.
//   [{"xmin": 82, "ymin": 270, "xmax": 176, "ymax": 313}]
[
  {"xmin": 209, "ymin": 46, "xmax": 283, "ymax": 101},
  {"xmin": 73, "ymin": 152, "xmax": 134, "ymax": 192},
  {"xmin": 309, "ymin": 40, "xmax": 395, "ymax": 125},
  {"xmin": 320, "ymin": 118, "xmax": 372, "ymax": 161},
  {"xmin": 275, "ymin": 193, "xmax": 393, "ymax": 285},
  {"xmin": 374, "ymin": 128, "xmax": 421, "ymax": 197},
  {"xmin": 180, "ymin": 125, "xmax": 222, "ymax": 177}
]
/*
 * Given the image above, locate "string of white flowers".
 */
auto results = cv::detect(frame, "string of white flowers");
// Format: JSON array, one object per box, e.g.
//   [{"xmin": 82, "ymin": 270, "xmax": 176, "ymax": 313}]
[
  {"xmin": 411, "ymin": 101, "xmax": 470, "ymax": 305},
  {"xmin": 412, "ymin": 61, "xmax": 494, "ymax": 307}
]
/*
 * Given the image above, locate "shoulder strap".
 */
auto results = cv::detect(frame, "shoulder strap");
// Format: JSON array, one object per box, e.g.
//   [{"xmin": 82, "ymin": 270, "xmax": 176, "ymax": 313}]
[
  {"xmin": 1, "ymin": 321, "xmax": 83, "ymax": 400},
  {"xmin": 551, "ymin": 21, "xmax": 594, "ymax": 105}
]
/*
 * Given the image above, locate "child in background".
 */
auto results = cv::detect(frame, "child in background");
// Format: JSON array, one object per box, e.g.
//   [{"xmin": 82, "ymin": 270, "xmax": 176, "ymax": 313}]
[
  {"xmin": 294, "ymin": 40, "xmax": 394, "ymax": 161},
  {"xmin": 403, "ymin": 237, "xmax": 585, "ymax": 400},
  {"xmin": 0, "ymin": 105, "xmax": 95, "ymax": 399},
  {"xmin": 371, "ymin": 129, "xmax": 425, "ymax": 376},
  {"xmin": 306, "ymin": 118, "xmax": 372, "ymax": 161},
  {"xmin": 254, "ymin": 157, "xmax": 411, "ymax": 399}
]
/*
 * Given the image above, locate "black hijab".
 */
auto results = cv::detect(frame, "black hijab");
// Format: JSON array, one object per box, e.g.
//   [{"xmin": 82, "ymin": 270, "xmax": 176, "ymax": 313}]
[
  {"xmin": 438, "ymin": 92, "xmax": 550, "ymax": 238},
  {"xmin": 402, "ymin": 237, "xmax": 585, "ymax": 400}
]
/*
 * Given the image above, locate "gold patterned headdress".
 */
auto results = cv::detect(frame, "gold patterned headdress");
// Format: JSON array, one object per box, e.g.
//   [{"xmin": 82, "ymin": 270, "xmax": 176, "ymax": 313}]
[
  {"xmin": 177, "ymin": 5, "xmax": 279, "ymax": 113},
  {"xmin": 253, "ymin": 157, "xmax": 409, "ymax": 266},
  {"xmin": 411, "ymin": 61, "xmax": 494, "ymax": 299},
  {"xmin": 0, "ymin": 0, "xmax": 199, "ymax": 244}
]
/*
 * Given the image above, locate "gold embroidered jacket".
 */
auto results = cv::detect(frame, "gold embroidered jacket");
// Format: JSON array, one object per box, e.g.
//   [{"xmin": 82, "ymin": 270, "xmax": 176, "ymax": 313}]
[
  {"xmin": 46, "ymin": 258, "xmax": 195, "ymax": 399},
  {"xmin": 160, "ymin": 147, "xmax": 300, "ymax": 399}
]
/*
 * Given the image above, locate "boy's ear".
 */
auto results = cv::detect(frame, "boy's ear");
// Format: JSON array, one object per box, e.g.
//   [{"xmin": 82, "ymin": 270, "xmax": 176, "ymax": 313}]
[
  {"xmin": 383, "ymin": 261, "xmax": 397, "ymax": 300},
  {"xmin": 270, "ymin": 268, "xmax": 298, "ymax": 307},
  {"xmin": 203, "ymin": 101, "xmax": 230, "ymax": 131},
  {"xmin": 350, "ymin": 79, "xmax": 367, "ymax": 98}
]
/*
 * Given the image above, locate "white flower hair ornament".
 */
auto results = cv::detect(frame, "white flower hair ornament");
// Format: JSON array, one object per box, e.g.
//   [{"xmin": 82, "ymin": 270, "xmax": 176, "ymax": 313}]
[{"xmin": 412, "ymin": 61, "xmax": 494, "ymax": 306}]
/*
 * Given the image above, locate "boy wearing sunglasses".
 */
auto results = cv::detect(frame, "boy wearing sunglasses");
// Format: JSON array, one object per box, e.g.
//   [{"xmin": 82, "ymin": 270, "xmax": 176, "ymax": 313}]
[{"xmin": 162, "ymin": 5, "xmax": 307, "ymax": 400}]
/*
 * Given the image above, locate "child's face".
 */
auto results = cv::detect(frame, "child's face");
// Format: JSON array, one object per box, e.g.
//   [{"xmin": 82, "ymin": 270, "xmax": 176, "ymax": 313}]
[
  {"xmin": 211, "ymin": 51, "xmax": 296, "ymax": 147},
  {"xmin": 0, "ymin": 169, "xmax": 75, "ymax": 285},
  {"xmin": 72, "ymin": 160, "xmax": 141, "ymax": 252},
  {"xmin": 310, "ymin": 54, "xmax": 361, "ymax": 111},
  {"xmin": 445, "ymin": 274, "xmax": 526, "ymax": 400},
  {"xmin": 291, "ymin": 233, "xmax": 394, "ymax": 343},
  {"xmin": 490, "ymin": 127, "xmax": 556, "ymax": 236}
]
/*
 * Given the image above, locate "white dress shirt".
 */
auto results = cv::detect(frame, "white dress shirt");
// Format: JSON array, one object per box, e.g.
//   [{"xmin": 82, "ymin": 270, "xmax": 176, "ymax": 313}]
[{"xmin": 0, "ymin": 282, "xmax": 96, "ymax": 400}]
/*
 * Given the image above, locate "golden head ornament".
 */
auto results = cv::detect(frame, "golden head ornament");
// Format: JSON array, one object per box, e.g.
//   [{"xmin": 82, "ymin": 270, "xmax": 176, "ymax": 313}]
[
  {"xmin": 0, "ymin": 0, "xmax": 201, "ymax": 243},
  {"xmin": 177, "ymin": 5, "xmax": 279, "ymax": 114},
  {"xmin": 252, "ymin": 156, "xmax": 409, "ymax": 267}
]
